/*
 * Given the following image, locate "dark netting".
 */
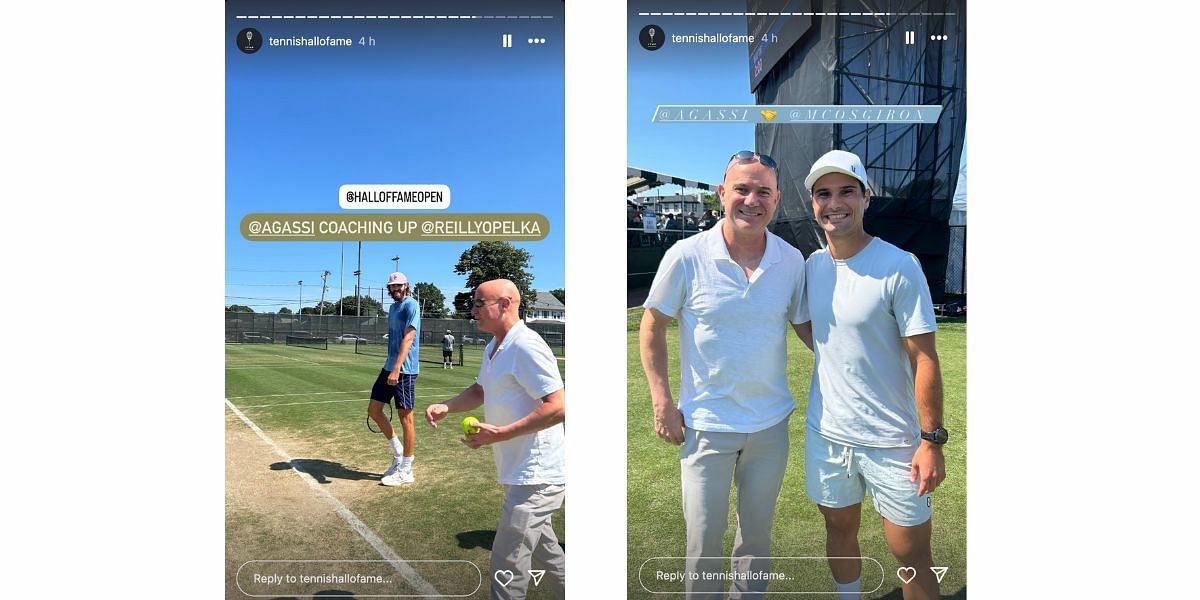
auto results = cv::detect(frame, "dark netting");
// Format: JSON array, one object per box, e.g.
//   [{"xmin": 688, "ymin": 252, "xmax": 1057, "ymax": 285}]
[
  {"xmin": 228, "ymin": 312, "xmax": 562, "ymax": 367},
  {"xmin": 354, "ymin": 338, "xmax": 465, "ymax": 367},
  {"xmin": 285, "ymin": 335, "xmax": 328, "ymax": 350},
  {"xmin": 354, "ymin": 338, "xmax": 389, "ymax": 358},
  {"xmin": 753, "ymin": 0, "xmax": 966, "ymax": 302}
]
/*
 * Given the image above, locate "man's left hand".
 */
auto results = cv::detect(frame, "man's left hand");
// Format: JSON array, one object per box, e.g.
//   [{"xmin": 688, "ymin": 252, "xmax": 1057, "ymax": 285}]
[
  {"xmin": 464, "ymin": 421, "xmax": 507, "ymax": 449},
  {"xmin": 910, "ymin": 442, "xmax": 946, "ymax": 496}
]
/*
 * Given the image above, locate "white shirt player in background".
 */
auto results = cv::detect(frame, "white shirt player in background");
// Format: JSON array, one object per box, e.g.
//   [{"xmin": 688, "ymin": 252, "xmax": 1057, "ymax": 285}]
[
  {"xmin": 795, "ymin": 150, "xmax": 947, "ymax": 600},
  {"xmin": 424, "ymin": 279, "xmax": 565, "ymax": 600}
]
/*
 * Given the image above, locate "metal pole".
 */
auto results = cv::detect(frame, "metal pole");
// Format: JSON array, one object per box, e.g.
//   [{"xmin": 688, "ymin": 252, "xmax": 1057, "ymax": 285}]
[
  {"xmin": 392, "ymin": 255, "xmax": 399, "ymax": 273},
  {"xmin": 356, "ymin": 241, "xmax": 362, "ymax": 317},
  {"xmin": 298, "ymin": 280, "xmax": 303, "ymax": 316},
  {"xmin": 320, "ymin": 270, "xmax": 330, "ymax": 324},
  {"xmin": 339, "ymin": 243, "xmax": 344, "ymax": 316}
]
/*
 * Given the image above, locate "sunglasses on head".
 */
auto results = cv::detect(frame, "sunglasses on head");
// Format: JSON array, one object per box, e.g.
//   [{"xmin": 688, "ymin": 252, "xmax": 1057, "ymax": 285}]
[{"xmin": 728, "ymin": 151, "xmax": 778, "ymax": 171}]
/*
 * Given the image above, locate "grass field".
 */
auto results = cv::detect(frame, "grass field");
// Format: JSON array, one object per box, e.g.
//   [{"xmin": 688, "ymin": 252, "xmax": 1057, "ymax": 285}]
[
  {"xmin": 226, "ymin": 341, "xmax": 566, "ymax": 598},
  {"xmin": 626, "ymin": 310, "xmax": 967, "ymax": 599}
]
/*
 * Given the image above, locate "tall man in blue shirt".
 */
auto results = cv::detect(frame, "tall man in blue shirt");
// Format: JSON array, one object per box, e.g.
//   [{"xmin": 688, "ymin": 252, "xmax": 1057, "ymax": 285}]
[{"xmin": 369, "ymin": 272, "xmax": 421, "ymax": 486}]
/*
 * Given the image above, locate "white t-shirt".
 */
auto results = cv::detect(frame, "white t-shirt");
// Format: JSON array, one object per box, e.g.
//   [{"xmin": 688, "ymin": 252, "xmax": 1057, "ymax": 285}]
[
  {"xmin": 643, "ymin": 222, "xmax": 807, "ymax": 433},
  {"xmin": 803, "ymin": 237, "xmax": 937, "ymax": 448},
  {"xmin": 477, "ymin": 320, "xmax": 565, "ymax": 485}
]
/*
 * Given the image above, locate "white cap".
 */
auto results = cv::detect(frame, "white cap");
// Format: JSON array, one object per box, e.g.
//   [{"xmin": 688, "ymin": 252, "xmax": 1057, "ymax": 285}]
[
  {"xmin": 386, "ymin": 272, "xmax": 408, "ymax": 286},
  {"xmin": 804, "ymin": 150, "xmax": 872, "ymax": 194}
]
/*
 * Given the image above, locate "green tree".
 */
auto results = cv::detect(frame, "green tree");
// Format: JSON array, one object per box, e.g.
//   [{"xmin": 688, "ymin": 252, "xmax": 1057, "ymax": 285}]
[
  {"xmin": 702, "ymin": 192, "xmax": 720, "ymax": 212},
  {"xmin": 332, "ymin": 294, "xmax": 385, "ymax": 317},
  {"xmin": 226, "ymin": 304, "xmax": 254, "ymax": 313},
  {"xmin": 412, "ymin": 282, "xmax": 449, "ymax": 318},
  {"xmin": 453, "ymin": 291, "xmax": 474, "ymax": 320},
  {"xmin": 453, "ymin": 241, "xmax": 537, "ymax": 311},
  {"xmin": 278, "ymin": 307, "xmax": 293, "ymax": 315},
  {"xmin": 549, "ymin": 288, "xmax": 565, "ymax": 305},
  {"xmin": 301, "ymin": 300, "xmax": 336, "ymax": 315}
]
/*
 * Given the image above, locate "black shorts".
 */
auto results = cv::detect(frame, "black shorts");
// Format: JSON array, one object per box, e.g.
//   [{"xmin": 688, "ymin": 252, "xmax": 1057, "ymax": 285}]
[
  {"xmin": 371, "ymin": 370, "xmax": 417, "ymax": 410},
  {"xmin": 442, "ymin": 349, "xmax": 454, "ymax": 359}
]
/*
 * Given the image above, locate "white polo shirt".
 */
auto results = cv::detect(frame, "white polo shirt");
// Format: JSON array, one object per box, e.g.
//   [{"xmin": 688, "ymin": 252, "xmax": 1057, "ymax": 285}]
[
  {"xmin": 804, "ymin": 237, "xmax": 937, "ymax": 448},
  {"xmin": 477, "ymin": 320, "xmax": 565, "ymax": 485},
  {"xmin": 643, "ymin": 221, "xmax": 807, "ymax": 433}
]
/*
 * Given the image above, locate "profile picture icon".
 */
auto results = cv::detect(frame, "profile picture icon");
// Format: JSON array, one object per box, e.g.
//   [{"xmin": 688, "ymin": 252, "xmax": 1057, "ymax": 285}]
[
  {"xmin": 237, "ymin": 27, "xmax": 263, "ymax": 54},
  {"xmin": 639, "ymin": 24, "xmax": 665, "ymax": 51}
]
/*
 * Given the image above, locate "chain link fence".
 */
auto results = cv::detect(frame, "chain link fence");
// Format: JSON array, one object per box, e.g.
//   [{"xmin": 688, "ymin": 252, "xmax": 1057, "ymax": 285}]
[
  {"xmin": 226, "ymin": 312, "xmax": 565, "ymax": 357},
  {"xmin": 945, "ymin": 225, "xmax": 966, "ymax": 296}
]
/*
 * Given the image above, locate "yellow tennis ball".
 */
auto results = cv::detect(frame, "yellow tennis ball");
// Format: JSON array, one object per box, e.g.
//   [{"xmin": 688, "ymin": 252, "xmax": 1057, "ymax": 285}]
[{"xmin": 462, "ymin": 416, "xmax": 481, "ymax": 435}]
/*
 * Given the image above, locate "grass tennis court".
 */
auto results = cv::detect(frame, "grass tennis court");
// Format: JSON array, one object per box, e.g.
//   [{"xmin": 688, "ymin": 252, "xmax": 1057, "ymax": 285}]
[
  {"xmin": 226, "ymin": 341, "xmax": 565, "ymax": 598},
  {"xmin": 626, "ymin": 310, "xmax": 966, "ymax": 599}
]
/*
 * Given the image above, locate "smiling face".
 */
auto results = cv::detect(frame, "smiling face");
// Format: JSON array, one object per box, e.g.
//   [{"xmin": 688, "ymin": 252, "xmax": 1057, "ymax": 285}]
[
  {"xmin": 717, "ymin": 160, "xmax": 779, "ymax": 238},
  {"xmin": 387, "ymin": 283, "xmax": 407, "ymax": 302},
  {"xmin": 811, "ymin": 171, "xmax": 870, "ymax": 242}
]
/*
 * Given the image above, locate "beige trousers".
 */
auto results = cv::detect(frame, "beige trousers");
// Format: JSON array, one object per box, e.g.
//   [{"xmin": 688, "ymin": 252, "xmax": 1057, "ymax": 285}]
[
  {"xmin": 680, "ymin": 417, "xmax": 790, "ymax": 599},
  {"xmin": 490, "ymin": 483, "xmax": 566, "ymax": 600}
]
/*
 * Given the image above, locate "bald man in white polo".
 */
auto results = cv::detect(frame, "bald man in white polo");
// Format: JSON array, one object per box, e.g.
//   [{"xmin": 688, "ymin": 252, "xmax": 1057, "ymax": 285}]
[{"xmin": 426, "ymin": 279, "xmax": 565, "ymax": 600}]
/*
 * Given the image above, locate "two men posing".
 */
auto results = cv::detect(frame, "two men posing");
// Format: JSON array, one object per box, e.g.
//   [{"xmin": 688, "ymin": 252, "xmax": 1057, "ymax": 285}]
[{"xmin": 640, "ymin": 150, "xmax": 947, "ymax": 599}]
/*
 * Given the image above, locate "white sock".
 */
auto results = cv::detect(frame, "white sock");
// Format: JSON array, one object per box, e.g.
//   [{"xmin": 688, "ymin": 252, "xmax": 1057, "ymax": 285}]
[
  {"xmin": 835, "ymin": 578, "xmax": 860, "ymax": 600},
  {"xmin": 389, "ymin": 436, "xmax": 403, "ymax": 457},
  {"xmin": 401, "ymin": 456, "xmax": 413, "ymax": 470}
]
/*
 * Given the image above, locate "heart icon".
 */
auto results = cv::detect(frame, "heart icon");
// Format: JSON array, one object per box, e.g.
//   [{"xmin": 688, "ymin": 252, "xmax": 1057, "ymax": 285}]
[
  {"xmin": 896, "ymin": 567, "xmax": 916, "ymax": 584},
  {"xmin": 494, "ymin": 569, "xmax": 515, "ymax": 588}
]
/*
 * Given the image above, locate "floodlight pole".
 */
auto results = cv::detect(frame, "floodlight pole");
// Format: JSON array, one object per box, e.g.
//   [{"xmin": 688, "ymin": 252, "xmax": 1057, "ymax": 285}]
[
  {"xmin": 298, "ymin": 280, "xmax": 303, "ymax": 316},
  {"xmin": 339, "ymin": 243, "xmax": 344, "ymax": 316},
  {"xmin": 392, "ymin": 255, "xmax": 399, "ymax": 273},
  {"xmin": 320, "ymin": 270, "xmax": 330, "ymax": 316},
  {"xmin": 355, "ymin": 241, "xmax": 362, "ymax": 317}
]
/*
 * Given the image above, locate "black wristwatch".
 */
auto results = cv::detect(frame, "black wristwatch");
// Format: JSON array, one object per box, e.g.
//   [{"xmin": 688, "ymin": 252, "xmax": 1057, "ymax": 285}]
[{"xmin": 920, "ymin": 426, "xmax": 949, "ymax": 445}]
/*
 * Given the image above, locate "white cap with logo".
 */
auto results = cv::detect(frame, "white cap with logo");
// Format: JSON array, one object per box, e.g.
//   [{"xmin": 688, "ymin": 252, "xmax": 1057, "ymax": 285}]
[{"xmin": 804, "ymin": 150, "xmax": 872, "ymax": 194}]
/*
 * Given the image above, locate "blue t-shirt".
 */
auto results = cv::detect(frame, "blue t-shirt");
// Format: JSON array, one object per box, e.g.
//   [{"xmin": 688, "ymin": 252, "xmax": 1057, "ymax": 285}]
[{"xmin": 386, "ymin": 297, "xmax": 420, "ymax": 374}]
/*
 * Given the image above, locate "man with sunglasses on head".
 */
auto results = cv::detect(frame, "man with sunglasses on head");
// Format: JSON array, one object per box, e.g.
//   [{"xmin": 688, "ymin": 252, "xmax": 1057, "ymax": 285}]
[
  {"xmin": 369, "ymin": 272, "xmax": 421, "ymax": 486},
  {"xmin": 425, "ymin": 279, "xmax": 565, "ymax": 600},
  {"xmin": 797, "ymin": 150, "xmax": 945, "ymax": 600},
  {"xmin": 640, "ymin": 151, "xmax": 808, "ymax": 599}
]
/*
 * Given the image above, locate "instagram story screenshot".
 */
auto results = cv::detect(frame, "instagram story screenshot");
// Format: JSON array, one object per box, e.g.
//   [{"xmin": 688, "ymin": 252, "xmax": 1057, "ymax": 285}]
[
  {"xmin": 627, "ymin": 1, "xmax": 966, "ymax": 598},
  {"xmin": 226, "ymin": 1, "xmax": 565, "ymax": 598}
]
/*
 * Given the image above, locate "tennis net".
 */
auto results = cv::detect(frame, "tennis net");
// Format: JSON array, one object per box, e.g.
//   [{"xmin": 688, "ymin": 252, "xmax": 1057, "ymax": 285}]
[
  {"xmin": 285, "ymin": 335, "xmax": 328, "ymax": 350},
  {"xmin": 355, "ymin": 339, "xmax": 464, "ymax": 367}
]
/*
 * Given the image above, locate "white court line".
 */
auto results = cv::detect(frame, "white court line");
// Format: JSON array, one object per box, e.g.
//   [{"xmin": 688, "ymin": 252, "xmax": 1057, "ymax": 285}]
[
  {"xmin": 226, "ymin": 364, "xmax": 340, "ymax": 370},
  {"xmin": 225, "ymin": 399, "xmax": 440, "ymax": 596},
  {"xmin": 227, "ymin": 390, "xmax": 372, "ymax": 399},
  {"xmin": 262, "ymin": 352, "xmax": 321, "ymax": 366},
  {"xmin": 227, "ymin": 386, "xmax": 468, "ymax": 399},
  {"xmin": 234, "ymin": 393, "xmax": 458, "ymax": 409}
]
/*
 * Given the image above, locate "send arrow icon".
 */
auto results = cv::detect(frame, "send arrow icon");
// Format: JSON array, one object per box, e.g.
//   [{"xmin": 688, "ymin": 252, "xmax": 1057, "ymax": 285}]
[
  {"xmin": 529, "ymin": 570, "xmax": 546, "ymax": 586},
  {"xmin": 930, "ymin": 567, "xmax": 948, "ymax": 583}
]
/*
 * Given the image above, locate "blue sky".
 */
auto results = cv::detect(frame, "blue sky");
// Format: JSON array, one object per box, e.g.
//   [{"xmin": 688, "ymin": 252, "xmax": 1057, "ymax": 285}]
[
  {"xmin": 226, "ymin": 0, "xmax": 564, "ymax": 313},
  {"xmin": 628, "ymin": 2, "xmax": 758, "ymax": 191}
]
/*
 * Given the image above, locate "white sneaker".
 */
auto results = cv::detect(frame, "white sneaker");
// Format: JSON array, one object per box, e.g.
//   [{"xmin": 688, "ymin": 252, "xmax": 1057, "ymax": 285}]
[
  {"xmin": 381, "ymin": 468, "xmax": 414, "ymax": 486},
  {"xmin": 382, "ymin": 457, "xmax": 402, "ymax": 478}
]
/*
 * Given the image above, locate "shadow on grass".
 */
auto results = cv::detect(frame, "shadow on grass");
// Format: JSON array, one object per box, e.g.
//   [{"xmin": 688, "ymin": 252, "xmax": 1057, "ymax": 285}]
[
  {"xmin": 270, "ymin": 459, "xmax": 380, "ymax": 484},
  {"xmin": 456, "ymin": 530, "xmax": 495, "ymax": 550},
  {"xmin": 455, "ymin": 530, "xmax": 568, "ymax": 555},
  {"xmin": 872, "ymin": 585, "xmax": 965, "ymax": 599}
]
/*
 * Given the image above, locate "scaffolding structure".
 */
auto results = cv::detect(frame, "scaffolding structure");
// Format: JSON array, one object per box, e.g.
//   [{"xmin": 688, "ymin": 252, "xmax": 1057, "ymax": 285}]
[{"xmin": 753, "ymin": 0, "xmax": 966, "ymax": 302}]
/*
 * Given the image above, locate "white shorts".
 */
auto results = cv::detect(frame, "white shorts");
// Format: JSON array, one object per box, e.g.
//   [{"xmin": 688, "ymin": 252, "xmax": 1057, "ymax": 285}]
[{"xmin": 804, "ymin": 432, "xmax": 932, "ymax": 527}]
